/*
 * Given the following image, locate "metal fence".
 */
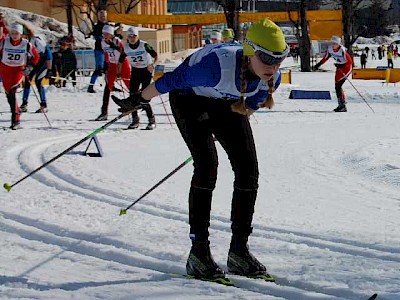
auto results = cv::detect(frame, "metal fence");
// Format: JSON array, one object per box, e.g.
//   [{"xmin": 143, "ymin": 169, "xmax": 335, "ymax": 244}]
[{"xmin": 74, "ymin": 49, "xmax": 96, "ymax": 72}]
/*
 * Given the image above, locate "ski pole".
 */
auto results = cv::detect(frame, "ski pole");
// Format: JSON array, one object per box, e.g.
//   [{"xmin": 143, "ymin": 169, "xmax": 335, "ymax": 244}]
[
  {"xmin": 3, "ymin": 111, "xmax": 132, "ymax": 192},
  {"xmin": 31, "ymin": 85, "xmax": 52, "ymax": 127},
  {"xmin": 158, "ymin": 95, "xmax": 174, "ymax": 128},
  {"xmin": 344, "ymin": 76, "xmax": 375, "ymax": 113},
  {"xmin": 119, "ymin": 156, "xmax": 193, "ymax": 216},
  {"xmin": 367, "ymin": 294, "xmax": 378, "ymax": 300},
  {"xmin": 339, "ymin": 69, "xmax": 375, "ymax": 113}
]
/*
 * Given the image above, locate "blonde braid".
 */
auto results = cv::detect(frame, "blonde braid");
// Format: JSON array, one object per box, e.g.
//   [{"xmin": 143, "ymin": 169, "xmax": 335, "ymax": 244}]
[
  {"xmin": 258, "ymin": 77, "xmax": 275, "ymax": 109},
  {"xmin": 231, "ymin": 55, "xmax": 249, "ymax": 115}
]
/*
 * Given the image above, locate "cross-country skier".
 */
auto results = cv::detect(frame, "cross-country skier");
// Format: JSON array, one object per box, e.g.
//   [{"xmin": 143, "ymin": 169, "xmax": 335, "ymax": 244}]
[
  {"xmin": 121, "ymin": 26, "xmax": 158, "ymax": 130},
  {"xmin": 87, "ymin": 10, "xmax": 108, "ymax": 93},
  {"xmin": 0, "ymin": 23, "xmax": 39, "ymax": 129},
  {"xmin": 113, "ymin": 18, "xmax": 288, "ymax": 281},
  {"xmin": 94, "ymin": 24, "xmax": 130, "ymax": 121},
  {"xmin": 313, "ymin": 35, "xmax": 353, "ymax": 112},
  {"xmin": 20, "ymin": 27, "xmax": 53, "ymax": 113}
]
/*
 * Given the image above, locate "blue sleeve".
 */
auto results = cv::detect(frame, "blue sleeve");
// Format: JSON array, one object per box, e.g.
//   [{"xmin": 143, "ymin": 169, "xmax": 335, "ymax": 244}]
[
  {"xmin": 245, "ymin": 72, "xmax": 282, "ymax": 111},
  {"xmin": 155, "ymin": 52, "xmax": 221, "ymax": 94},
  {"xmin": 45, "ymin": 45, "xmax": 53, "ymax": 61}
]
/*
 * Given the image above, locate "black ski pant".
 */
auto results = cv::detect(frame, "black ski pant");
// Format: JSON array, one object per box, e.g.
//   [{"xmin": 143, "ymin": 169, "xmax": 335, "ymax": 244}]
[
  {"xmin": 335, "ymin": 77, "xmax": 347, "ymax": 105},
  {"xmin": 388, "ymin": 59, "xmax": 394, "ymax": 69},
  {"xmin": 169, "ymin": 91, "xmax": 259, "ymax": 242},
  {"xmin": 7, "ymin": 87, "xmax": 19, "ymax": 125},
  {"xmin": 23, "ymin": 56, "xmax": 47, "ymax": 105},
  {"xmin": 101, "ymin": 85, "xmax": 110, "ymax": 115},
  {"xmin": 129, "ymin": 67, "xmax": 154, "ymax": 122}
]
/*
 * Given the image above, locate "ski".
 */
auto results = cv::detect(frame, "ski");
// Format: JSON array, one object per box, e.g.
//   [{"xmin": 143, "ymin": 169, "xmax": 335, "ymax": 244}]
[
  {"xmin": 170, "ymin": 272, "xmax": 276, "ymax": 287},
  {"xmin": 298, "ymin": 109, "xmax": 335, "ymax": 113},
  {"xmin": 170, "ymin": 273, "xmax": 234, "ymax": 286},
  {"xmin": 242, "ymin": 273, "xmax": 275, "ymax": 282}
]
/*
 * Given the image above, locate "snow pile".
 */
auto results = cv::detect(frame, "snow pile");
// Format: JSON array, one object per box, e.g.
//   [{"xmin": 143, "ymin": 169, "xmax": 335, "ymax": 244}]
[{"xmin": 0, "ymin": 6, "xmax": 93, "ymax": 48}]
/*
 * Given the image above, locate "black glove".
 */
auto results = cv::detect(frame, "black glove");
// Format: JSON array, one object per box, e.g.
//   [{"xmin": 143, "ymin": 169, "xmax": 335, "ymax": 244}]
[
  {"xmin": 45, "ymin": 69, "xmax": 53, "ymax": 79},
  {"xmin": 312, "ymin": 62, "xmax": 321, "ymax": 71},
  {"xmin": 112, "ymin": 92, "xmax": 150, "ymax": 113},
  {"xmin": 24, "ymin": 65, "xmax": 34, "ymax": 78},
  {"xmin": 334, "ymin": 63, "xmax": 345, "ymax": 69}
]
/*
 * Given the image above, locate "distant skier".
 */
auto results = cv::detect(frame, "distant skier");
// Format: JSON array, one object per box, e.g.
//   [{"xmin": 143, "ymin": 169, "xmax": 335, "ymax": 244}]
[
  {"xmin": 94, "ymin": 25, "xmax": 130, "ymax": 121},
  {"xmin": 360, "ymin": 49, "xmax": 367, "ymax": 69},
  {"xmin": 387, "ymin": 45, "xmax": 394, "ymax": 69},
  {"xmin": 0, "ymin": 23, "xmax": 39, "ymax": 129},
  {"xmin": 210, "ymin": 31, "xmax": 222, "ymax": 44},
  {"xmin": 21, "ymin": 27, "xmax": 53, "ymax": 113},
  {"xmin": 87, "ymin": 10, "xmax": 108, "ymax": 93},
  {"xmin": 221, "ymin": 28, "xmax": 235, "ymax": 43},
  {"xmin": 59, "ymin": 41, "xmax": 77, "ymax": 87},
  {"xmin": 120, "ymin": 26, "xmax": 158, "ymax": 130},
  {"xmin": 371, "ymin": 48, "xmax": 376, "ymax": 60},
  {"xmin": 313, "ymin": 35, "xmax": 352, "ymax": 112}
]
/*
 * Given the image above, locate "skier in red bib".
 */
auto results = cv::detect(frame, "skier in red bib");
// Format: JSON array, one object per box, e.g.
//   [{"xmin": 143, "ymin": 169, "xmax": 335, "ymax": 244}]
[
  {"xmin": 0, "ymin": 23, "xmax": 39, "ymax": 129},
  {"xmin": 313, "ymin": 35, "xmax": 353, "ymax": 112}
]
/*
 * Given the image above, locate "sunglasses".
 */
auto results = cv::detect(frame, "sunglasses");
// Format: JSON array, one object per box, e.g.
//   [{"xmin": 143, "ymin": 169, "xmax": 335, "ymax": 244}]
[
  {"xmin": 244, "ymin": 37, "xmax": 289, "ymax": 65},
  {"xmin": 128, "ymin": 34, "xmax": 137, "ymax": 38}
]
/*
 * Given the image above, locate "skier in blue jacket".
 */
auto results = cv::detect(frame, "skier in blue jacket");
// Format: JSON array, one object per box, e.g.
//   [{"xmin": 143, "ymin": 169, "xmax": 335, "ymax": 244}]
[
  {"xmin": 113, "ymin": 18, "xmax": 288, "ymax": 281},
  {"xmin": 20, "ymin": 27, "xmax": 53, "ymax": 113}
]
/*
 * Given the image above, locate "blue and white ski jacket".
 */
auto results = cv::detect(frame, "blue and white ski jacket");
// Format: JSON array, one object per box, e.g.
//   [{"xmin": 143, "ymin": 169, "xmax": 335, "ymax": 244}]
[{"xmin": 155, "ymin": 43, "xmax": 281, "ymax": 111}]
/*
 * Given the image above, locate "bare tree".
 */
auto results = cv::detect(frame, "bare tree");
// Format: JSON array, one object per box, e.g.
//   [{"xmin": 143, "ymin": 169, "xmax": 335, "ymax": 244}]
[
  {"xmin": 70, "ymin": 0, "xmax": 143, "ymax": 37},
  {"xmin": 287, "ymin": 0, "xmax": 316, "ymax": 72},
  {"xmin": 214, "ymin": 0, "xmax": 241, "ymax": 39},
  {"xmin": 66, "ymin": 0, "xmax": 73, "ymax": 35},
  {"xmin": 322, "ymin": 0, "xmax": 390, "ymax": 57}
]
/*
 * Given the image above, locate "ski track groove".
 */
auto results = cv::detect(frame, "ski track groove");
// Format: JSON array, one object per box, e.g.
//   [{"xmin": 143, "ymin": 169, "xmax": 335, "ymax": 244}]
[
  {"xmin": 2, "ymin": 134, "xmax": 394, "ymax": 299},
  {"xmin": 13, "ymin": 136, "xmax": 400, "ymax": 258},
  {"xmin": 25, "ymin": 138, "xmax": 400, "ymax": 256},
  {"xmin": 0, "ymin": 215, "xmax": 370, "ymax": 300}
]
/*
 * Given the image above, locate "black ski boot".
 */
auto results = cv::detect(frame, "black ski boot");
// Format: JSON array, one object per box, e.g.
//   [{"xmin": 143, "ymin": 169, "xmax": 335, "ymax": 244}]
[
  {"xmin": 20, "ymin": 102, "xmax": 28, "ymax": 113},
  {"xmin": 227, "ymin": 236, "xmax": 268, "ymax": 276},
  {"xmin": 186, "ymin": 241, "xmax": 225, "ymax": 279},
  {"xmin": 94, "ymin": 113, "xmax": 108, "ymax": 121},
  {"xmin": 10, "ymin": 122, "xmax": 21, "ymax": 130},
  {"xmin": 145, "ymin": 117, "xmax": 156, "ymax": 130},
  {"xmin": 35, "ymin": 104, "xmax": 48, "ymax": 113},
  {"xmin": 333, "ymin": 103, "xmax": 347, "ymax": 112},
  {"xmin": 87, "ymin": 85, "xmax": 96, "ymax": 93},
  {"xmin": 127, "ymin": 113, "xmax": 140, "ymax": 129}
]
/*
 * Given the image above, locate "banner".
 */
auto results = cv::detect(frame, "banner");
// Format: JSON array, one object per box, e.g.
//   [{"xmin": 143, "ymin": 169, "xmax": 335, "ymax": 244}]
[{"xmin": 109, "ymin": 10, "xmax": 342, "ymax": 26}]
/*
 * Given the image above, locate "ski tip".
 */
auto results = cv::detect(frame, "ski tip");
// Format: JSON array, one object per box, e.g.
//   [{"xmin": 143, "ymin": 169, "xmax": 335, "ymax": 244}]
[
  {"xmin": 119, "ymin": 208, "xmax": 127, "ymax": 216},
  {"xmin": 3, "ymin": 182, "xmax": 11, "ymax": 192},
  {"xmin": 368, "ymin": 293, "xmax": 378, "ymax": 300}
]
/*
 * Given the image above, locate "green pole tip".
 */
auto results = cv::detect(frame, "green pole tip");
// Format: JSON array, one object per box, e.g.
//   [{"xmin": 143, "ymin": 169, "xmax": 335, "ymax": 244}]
[
  {"xmin": 119, "ymin": 208, "xmax": 127, "ymax": 216},
  {"xmin": 3, "ymin": 183, "xmax": 11, "ymax": 192}
]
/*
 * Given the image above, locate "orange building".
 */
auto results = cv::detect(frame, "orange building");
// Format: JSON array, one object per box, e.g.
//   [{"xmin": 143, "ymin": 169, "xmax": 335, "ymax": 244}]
[
  {"xmin": 0, "ymin": 0, "xmax": 168, "ymax": 29},
  {"xmin": 172, "ymin": 24, "xmax": 202, "ymax": 52}
]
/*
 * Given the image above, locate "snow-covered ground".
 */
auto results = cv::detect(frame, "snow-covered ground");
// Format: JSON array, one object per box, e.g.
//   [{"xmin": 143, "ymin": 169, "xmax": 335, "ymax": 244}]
[{"xmin": 1, "ymin": 51, "xmax": 400, "ymax": 300}]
